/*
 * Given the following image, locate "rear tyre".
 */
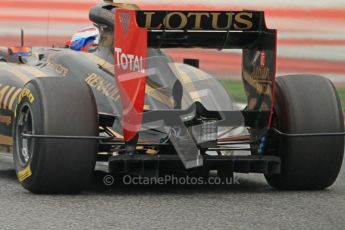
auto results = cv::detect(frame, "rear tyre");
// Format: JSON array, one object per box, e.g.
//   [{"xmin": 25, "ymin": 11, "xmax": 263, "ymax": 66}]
[
  {"xmin": 13, "ymin": 77, "xmax": 98, "ymax": 194},
  {"xmin": 265, "ymin": 75, "xmax": 344, "ymax": 190}
]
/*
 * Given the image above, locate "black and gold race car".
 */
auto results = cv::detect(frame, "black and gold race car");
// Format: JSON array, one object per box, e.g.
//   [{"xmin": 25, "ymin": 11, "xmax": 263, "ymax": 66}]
[{"xmin": 0, "ymin": 1, "xmax": 343, "ymax": 193}]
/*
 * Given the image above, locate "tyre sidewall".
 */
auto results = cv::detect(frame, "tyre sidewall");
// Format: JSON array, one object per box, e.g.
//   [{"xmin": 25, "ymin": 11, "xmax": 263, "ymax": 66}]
[{"xmin": 13, "ymin": 82, "xmax": 45, "ymax": 190}]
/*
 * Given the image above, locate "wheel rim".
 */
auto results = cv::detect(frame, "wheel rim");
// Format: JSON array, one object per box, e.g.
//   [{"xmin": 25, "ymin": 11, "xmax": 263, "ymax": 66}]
[{"xmin": 16, "ymin": 104, "xmax": 34, "ymax": 167}]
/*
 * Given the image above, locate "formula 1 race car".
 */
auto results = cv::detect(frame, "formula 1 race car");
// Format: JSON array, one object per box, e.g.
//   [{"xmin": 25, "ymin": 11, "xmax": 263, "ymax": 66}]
[{"xmin": 0, "ymin": 1, "xmax": 343, "ymax": 194}]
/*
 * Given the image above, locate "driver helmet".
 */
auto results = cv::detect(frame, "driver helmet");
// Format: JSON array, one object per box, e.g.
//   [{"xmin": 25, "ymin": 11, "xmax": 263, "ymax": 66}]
[{"xmin": 69, "ymin": 26, "xmax": 99, "ymax": 52}]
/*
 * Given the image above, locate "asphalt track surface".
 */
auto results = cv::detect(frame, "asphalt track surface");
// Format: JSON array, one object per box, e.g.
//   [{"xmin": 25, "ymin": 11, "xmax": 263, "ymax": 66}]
[{"xmin": 0, "ymin": 152, "xmax": 344, "ymax": 230}]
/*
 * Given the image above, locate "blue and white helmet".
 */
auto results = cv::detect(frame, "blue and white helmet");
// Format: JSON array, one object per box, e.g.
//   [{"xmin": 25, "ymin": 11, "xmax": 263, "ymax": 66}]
[{"xmin": 69, "ymin": 26, "xmax": 99, "ymax": 52}]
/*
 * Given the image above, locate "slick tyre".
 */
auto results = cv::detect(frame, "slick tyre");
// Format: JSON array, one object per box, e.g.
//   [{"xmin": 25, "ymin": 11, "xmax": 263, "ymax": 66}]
[
  {"xmin": 13, "ymin": 77, "xmax": 98, "ymax": 194},
  {"xmin": 265, "ymin": 75, "xmax": 344, "ymax": 190}
]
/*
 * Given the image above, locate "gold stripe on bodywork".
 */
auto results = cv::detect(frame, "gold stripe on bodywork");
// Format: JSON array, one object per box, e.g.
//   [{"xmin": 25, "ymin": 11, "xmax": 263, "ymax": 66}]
[
  {"xmin": 2, "ymin": 87, "xmax": 15, "ymax": 109},
  {"xmin": 18, "ymin": 65, "xmax": 46, "ymax": 78},
  {"xmin": 171, "ymin": 64, "xmax": 201, "ymax": 102},
  {"xmin": 0, "ymin": 85, "xmax": 10, "ymax": 108},
  {"xmin": 242, "ymin": 70, "xmax": 272, "ymax": 96},
  {"xmin": 0, "ymin": 115, "xmax": 11, "ymax": 126},
  {"xmin": 6, "ymin": 67, "xmax": 31, "ymax": 83},
  {"xmin": 106, "ymin": 127, "xmax": 124, "ymax": 139},
  {"xmin": 145, "ymin": 84, "xmax": 174, "ymax": 108},
  {"xmin": 171, "ymin": 64, "xmax": 194, "ymax": 84},
  {"xmin": 174, "ymin": 67, "xmax": 193, "ymax": 84},
  {"xmin": 83, "ymin": 53, "xmax": 175, "ymax": 107},
  {"xmin": 0, "ymin": 135, "xmax": 12, "ymax": 145},
  {"xmin": 189, "ymin": 91, "xmax": 202, "ymax": 101},
  {"xmin": 8, "ymin": 88, "xmax": 22, "ymax": 111},
  {"xmin": 81, "ymin": 53, "xmax": 114, "ymax": 71},
  {"xmin": 190, "ymin": 67, "xmax": 208, "ymax": 80}
]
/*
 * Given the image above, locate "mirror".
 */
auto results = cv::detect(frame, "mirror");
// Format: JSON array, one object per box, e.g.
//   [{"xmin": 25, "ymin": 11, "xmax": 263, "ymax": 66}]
[{"xmin": 7, "ymin": 47, "xmax": 32, "ymax": 57}]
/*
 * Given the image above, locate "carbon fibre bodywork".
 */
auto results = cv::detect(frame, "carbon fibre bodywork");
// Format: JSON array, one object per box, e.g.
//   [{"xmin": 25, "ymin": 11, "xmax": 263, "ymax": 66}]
[{"xmin": 0, "ymin": 47, "xmax": 236, "ymax": 149}]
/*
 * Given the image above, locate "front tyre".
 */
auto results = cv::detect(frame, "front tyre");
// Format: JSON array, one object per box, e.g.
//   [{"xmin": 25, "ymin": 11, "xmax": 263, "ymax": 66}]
[
  {"xmin": 265, "ymin": 75, "xmax": 344, "ymax": 190},
  {"xmin": 13, "ymin": 77, "xmax": 98, "ymax": 194}
]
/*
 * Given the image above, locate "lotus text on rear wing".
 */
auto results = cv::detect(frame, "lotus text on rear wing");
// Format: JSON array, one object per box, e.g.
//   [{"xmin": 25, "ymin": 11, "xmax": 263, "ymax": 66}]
[{"xmin": 139, "ymin": 11, "xmax": 254, "ymax": 31}]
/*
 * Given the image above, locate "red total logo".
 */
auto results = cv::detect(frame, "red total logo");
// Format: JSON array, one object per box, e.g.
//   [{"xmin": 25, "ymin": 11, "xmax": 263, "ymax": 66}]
[{"xmin": 114, "ymin": 47, "xmax": 145, "ymax": 73}]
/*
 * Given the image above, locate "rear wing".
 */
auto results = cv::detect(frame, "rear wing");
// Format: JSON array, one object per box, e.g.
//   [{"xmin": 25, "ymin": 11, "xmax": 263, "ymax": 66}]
[
  {"xmin": 88, "ymin": 3, "xmax": 276, "ymax": 49},
  {"xmin": 112, "ymin": 8, "xmax": 277, "ymax": 147},
  {"xmin": 135, "ymin": 10, "xmax": 276, "ymax": 49}
]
